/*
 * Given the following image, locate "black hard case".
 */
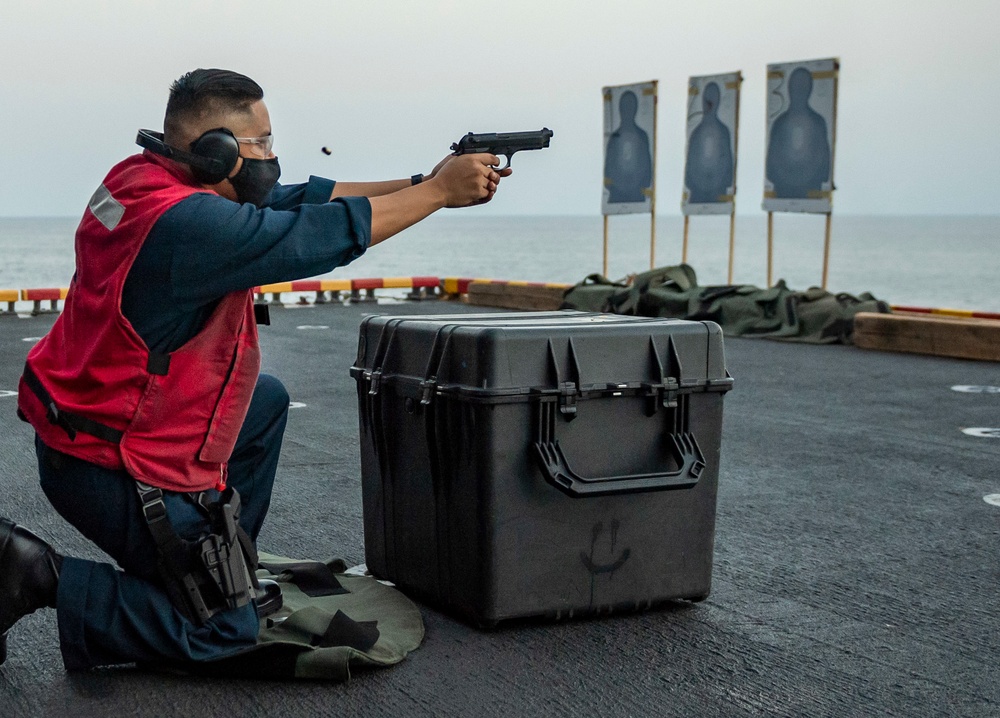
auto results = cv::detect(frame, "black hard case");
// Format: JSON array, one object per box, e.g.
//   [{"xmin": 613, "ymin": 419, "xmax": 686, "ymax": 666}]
[{"xmin": 351, "ymin": 311, "xmax": 733, "ymax": 626}]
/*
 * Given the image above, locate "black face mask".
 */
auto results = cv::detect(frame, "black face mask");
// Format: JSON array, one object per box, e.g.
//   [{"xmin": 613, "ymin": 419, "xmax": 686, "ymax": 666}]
[{"xmin": 229, "ymin": 157, "xmax": 281, "ymax": 207}]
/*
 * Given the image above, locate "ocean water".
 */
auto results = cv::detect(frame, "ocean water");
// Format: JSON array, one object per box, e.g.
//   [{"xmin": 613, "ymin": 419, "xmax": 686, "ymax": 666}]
[{"xmin": 0, "ymin": 214, "xmax": 997, "ymax": 312}]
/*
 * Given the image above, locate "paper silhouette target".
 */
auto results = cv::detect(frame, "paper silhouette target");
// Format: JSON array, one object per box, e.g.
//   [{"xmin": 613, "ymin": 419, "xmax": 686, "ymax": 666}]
[
  {"xmin": 602, "ymin": 81, "xmax": 657, "ymax": 215},
  {"xmin": 763, "ymin": 58, "xmax": 839, "ymax": 214},
  {"xmin": 682, "ymin": 72, "xmax": 742, "ymax": 216}
]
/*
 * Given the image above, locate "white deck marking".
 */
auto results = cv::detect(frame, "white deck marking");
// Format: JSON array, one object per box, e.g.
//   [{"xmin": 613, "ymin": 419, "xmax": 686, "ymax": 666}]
[
  {"xmin": 983, "ymin": 494, "xmax": 1000, "ymax": 507},
  {"xmin": 951, "ymin": 385, "xmax": 1000, "ymax": 394},
  {"xmin": 296, "ymin": 325, "xmax": 329, "ymax": 330},
  {"xmin": 962, "ymin": 427, "xmax": 1000, "ymax": 438},
  {"xmin": 288, "ymin": 402, "xmax": 307, "ymax": 410},
  {"xmin": 0, "ymin": 390, "xmax": 16, "ymax": 398}
]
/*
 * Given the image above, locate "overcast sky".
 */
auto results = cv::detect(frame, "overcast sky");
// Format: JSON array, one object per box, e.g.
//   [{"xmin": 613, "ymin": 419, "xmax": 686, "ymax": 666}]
[{"xmin": 1, "ymin": 0, "xmax": 998, "ymax": 217}]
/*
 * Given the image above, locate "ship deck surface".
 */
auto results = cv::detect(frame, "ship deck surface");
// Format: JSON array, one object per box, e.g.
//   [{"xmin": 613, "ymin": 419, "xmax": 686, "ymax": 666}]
[{"xmin": 0, "ymin": 300, "xmax": 997, "ymax": 717}]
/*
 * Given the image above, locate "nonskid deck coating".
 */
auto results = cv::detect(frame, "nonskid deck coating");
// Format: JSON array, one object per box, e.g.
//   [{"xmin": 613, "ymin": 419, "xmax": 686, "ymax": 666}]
[{"xmin": 0, "ymin": 301, "xmax": 997, "ymax": 717}]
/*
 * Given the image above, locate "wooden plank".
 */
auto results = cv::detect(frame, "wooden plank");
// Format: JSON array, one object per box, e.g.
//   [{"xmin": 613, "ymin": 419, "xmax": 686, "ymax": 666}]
[
  {"xmin": 853, "ymin": 311, "xmax": 1000, "ymax": 362},
  {"xmin": 466, "ymin": 281, "xmax": 569, "ymax": 311}
]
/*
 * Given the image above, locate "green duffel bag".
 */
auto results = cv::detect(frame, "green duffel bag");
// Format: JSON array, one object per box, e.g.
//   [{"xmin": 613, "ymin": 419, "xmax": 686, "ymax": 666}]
[
  {"xmin": 563, "ymin": 265, "xmax": 700, "ymax": 315},
  {"xmin": 626, "ymin": 264, "xmax": 699, "ymax": 317},
  {"xmin": 785, "ymin": 287, "xmax": 891, "ymax": 344},
  {"xmin": 561, "ymin": 273, "xmax": 629, "ymax": 312},
  {"xmin": 687, "ymin": 280, "xmax": 800, "ymax": 338}
]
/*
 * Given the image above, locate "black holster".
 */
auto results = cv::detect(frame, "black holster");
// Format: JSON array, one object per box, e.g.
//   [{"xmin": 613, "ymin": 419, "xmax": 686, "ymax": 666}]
[{"xmin": 136, "ymin": 481, "xmax": 259, "ymax": 625}]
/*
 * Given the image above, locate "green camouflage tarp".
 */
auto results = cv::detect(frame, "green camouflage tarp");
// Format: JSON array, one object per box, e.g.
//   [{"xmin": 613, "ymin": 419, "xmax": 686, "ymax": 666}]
[
  {"xmin": 145, "ymin": 553, "xmax": 424, "ymax": 681},
  {"xmin": 562, "ymin": 264, "xmax": 889, "ymax": 345}
]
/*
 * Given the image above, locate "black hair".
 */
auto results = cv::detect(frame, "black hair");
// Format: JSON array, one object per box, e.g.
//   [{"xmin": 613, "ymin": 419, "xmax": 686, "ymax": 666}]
[{"xmin": 164, "ymin": 69, "xmax": 263, "ymax": 141}]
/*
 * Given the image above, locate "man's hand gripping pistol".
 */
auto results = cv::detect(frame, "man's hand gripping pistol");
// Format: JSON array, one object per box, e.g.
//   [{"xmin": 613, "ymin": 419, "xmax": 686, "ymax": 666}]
[{"xmin": 450, "ymin": 128, "xmax": 553, "ymax": 170}]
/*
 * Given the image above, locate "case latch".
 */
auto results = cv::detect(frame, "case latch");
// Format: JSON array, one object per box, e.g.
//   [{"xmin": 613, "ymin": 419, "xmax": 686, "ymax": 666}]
[
  {"xmin": 558, "ymin": 381, "xmax": 578, "ymax": 419},
  {"xmin": 419, "ymin": 377, "xmax": 437, "ymax": 406},
  {"xmin": 642, "ymin": 377, "xmax": 679, "ymax": 415},
  {"xmin": 367, "ymin": 369, "xmax": 382, "ymax": 396},
  {"xmin": 663, "ymin": 377, "xmax": 679, "ymax": 408}
]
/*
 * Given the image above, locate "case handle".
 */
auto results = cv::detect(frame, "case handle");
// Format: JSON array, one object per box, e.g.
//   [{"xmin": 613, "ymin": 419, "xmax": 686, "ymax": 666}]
[{"xmin": 532, "ymin": 398, "xmax": 705, "ymax": 497}]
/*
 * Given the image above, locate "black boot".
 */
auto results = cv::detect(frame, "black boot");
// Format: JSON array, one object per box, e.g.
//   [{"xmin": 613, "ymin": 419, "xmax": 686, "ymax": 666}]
[
  {"xmin": 255, "ymin": 578, "xmax": 283, "ymax": 619},
  {"xmin": 0, "ymin": 518, "xmax": 61, "ymax": 666}
]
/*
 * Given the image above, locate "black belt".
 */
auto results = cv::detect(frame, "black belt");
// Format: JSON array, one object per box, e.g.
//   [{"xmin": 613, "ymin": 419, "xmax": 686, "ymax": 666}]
[{"xmin": 20, "ymin": 363, "xmax": 124, "ymax": 444}]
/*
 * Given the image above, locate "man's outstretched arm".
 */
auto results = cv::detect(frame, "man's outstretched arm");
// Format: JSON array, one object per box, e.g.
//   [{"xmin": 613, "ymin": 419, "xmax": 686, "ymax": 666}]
[
  {"xmin": 367, "ymin": 153, "xmax": 511, "ymax": 245},
  {"xmin": 329, "ymin": 153, "xmax": 511, "ymax": 200},
  {"xmin": 330, "ymin": 178, "xmax": 417, "ymax": 198},
  {"xmin": 328, "ymin": 153, "xmax": 456, "ymax": 199}
]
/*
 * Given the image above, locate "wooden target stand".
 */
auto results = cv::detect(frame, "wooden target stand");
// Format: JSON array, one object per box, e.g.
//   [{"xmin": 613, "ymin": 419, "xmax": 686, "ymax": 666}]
[
  {"xmin": 602, "ymin": 205, "xmax": 657, "ymax": 277},
  {"xmin": 766, "ymin": 210, "xmax": 833, "ymax": 289},
  {"xmin": 682, "ymin": 211, "xmax": 737, "ymax": 284}
]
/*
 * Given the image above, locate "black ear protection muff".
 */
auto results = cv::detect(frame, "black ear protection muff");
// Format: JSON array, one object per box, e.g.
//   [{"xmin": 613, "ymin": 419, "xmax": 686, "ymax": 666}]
[{"xmin": 136, "ymin": 128, "xmax": 240, "ymax": 185}]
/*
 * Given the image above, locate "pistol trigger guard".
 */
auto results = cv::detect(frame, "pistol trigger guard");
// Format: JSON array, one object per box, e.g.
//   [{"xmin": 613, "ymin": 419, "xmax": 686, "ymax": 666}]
[{"xmin": 495, "ymin": 155, "xmax": 512, "ymax": 172}]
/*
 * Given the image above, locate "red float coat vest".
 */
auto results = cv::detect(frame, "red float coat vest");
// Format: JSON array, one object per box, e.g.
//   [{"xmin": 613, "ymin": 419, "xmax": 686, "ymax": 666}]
[{"xmin": 17, "ymin": 152, "xmax": 261, "ymax": 492}]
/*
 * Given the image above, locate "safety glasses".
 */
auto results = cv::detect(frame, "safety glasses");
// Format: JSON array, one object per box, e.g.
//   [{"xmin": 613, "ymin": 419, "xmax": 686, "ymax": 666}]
[{"xmin": 235, "ymin": 134, "xmax": 274, "ymax": 158}]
